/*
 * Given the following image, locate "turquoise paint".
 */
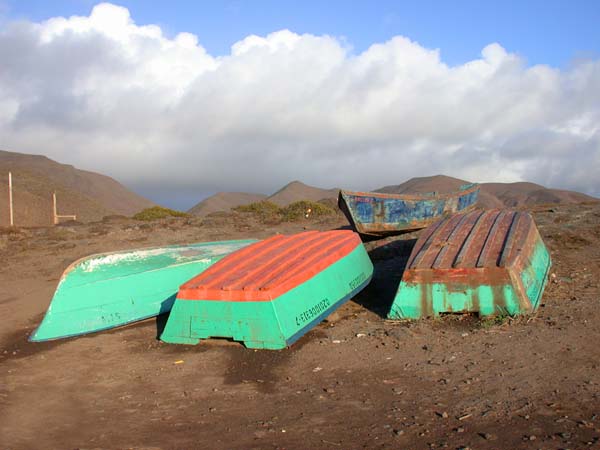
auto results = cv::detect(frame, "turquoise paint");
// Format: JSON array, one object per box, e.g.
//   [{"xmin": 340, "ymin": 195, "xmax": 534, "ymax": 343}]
[
  {"xmin": 521, "ymin": 240, "xmax": 552, "ymax": 309},
  {"xmin": 389, "ymin": 245, "xmax": 551, "ymax": 320},
  {"xmin": 389, "ymin": 281, "xmax": 521, "ymax": 319},
  {"xmin": 160, "ymin": 244, "xmax": 374, "ymax": 350},
  {"xmin": 29, "ymin": 239, "xmax": 257, "ymax": 341}
]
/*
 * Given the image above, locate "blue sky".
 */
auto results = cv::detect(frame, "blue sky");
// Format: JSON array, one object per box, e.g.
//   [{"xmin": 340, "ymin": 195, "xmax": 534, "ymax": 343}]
[{"xmin": 4, "ymin": 0, "xmax": 600, "ymax": 67}]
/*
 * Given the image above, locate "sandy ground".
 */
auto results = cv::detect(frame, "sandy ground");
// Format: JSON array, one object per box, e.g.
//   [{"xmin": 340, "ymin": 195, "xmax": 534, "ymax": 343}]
[{"xmin": 1, "ymin": 205, "xmax": 599, "ymax": 450}]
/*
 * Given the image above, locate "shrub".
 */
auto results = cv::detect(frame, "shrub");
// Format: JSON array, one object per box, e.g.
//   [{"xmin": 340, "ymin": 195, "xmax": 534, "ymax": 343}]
[
  {"xmin": 132, "ymin": 206, "xmax": 189, "ymax": 221},
  {"xmin": 234, "ymin": 201, "xmax": 281, "ymax": 222},
  {"xmin": 234, "ymin": 199, "xmax": 336, "ymax": 222},
  {"xmin": 280, "ymin": 200, "xmax": 335, "ymax": 221}
]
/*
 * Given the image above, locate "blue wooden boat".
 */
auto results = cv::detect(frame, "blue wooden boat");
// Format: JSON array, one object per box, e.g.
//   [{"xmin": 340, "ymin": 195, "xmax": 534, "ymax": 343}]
[
  {"xmin": 29, "ymin": 239, "xmax": 257, "ymax": 342},
  {"xmin": 338, "ymin": 183, "xmax": 480, "ymax": 237}
]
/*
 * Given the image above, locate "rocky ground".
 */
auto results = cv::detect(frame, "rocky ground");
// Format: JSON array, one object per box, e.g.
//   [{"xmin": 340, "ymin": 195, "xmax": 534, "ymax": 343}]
[{"xmin": 1, "ymin": 203, "xmax": 599, "ymax": 449}]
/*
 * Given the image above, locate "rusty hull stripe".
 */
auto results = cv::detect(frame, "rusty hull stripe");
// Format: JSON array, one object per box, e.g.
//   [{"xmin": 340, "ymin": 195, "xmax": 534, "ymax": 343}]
[
  {"xmin": 431, "ymin": 212, "xmax": 473, "ymax": 269},
  {"xmin": 409, "ymin": 216, "xmax": 457, "ymax": 269},
  {"xmin": 475, "ymin": 210, "xmax": 507, "ymax": 268},
  {"xmin": 451, "ymin": 210, "xmax": 488, "ymax": 268},
  {"xmin": 497, "ymin": 212, "xmax": 522, "ymax": 267},
  {"xmin": 418, "ymin": 213, "xmax": 467, "ymax": 269},
  {"xmin": 406, "ymin": 217, "xmax": 448, "ymax": 268}
]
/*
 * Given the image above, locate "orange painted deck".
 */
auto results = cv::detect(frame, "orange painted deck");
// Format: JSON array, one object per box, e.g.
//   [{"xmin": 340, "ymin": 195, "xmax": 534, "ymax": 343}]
[{"xmin": 177, "ymin": 230, "xmax": 362, "ymax": 302}]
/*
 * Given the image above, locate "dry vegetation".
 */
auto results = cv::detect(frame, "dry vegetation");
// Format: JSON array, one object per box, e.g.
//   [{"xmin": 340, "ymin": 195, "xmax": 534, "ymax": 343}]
[
  {"xmin": 132, "ymin": 206, "xmax": 189, "ymax": 221},
  {"xmin": 233, "ymin": 199, "xmax": 337, "ymax": 223}
]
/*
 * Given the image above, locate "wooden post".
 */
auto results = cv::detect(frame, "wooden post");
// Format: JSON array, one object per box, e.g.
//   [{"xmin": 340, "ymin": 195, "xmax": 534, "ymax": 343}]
[
  {"xmin": 52, "ymin": 192, "xmax": 76, "ymax": 225},
  {"xmin": 53, "ymin": 192, "xmax": 58, "ymax": 225},
  {"xmin": 8, "ymin": 172, "xmax": 14, "ymax": 227}
]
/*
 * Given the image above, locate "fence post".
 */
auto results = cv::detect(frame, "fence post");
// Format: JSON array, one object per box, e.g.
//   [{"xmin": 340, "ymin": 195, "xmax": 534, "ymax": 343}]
[{"xmin": 8, "ymin": 172, "xmax": 14, "ymax": 227}]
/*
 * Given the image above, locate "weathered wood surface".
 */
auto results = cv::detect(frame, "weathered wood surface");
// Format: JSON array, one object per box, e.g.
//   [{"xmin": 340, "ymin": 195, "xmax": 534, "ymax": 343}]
[{"xmin": 338, "ymin": 183, "xmax": 480, "ymax": 236}]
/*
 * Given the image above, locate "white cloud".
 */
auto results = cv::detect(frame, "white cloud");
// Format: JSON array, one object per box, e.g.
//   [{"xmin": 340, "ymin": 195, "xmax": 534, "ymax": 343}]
[{"xmin": 0, "ymin": 2, "xmax": 599, "ymax": 203}]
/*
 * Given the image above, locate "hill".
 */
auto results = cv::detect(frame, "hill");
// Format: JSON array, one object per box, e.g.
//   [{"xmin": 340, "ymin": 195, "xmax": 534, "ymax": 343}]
[
  {"xmin": 267, "ymin": 181, "xmax": 340, "ymax": 207},
  {"xmin": 0, "ymin": 150, "xmax": 154, "ymax": 226},
  {"xmin": 375, "ymin": 175, "xmax": 598, "ymax": 209},
  {"xmin": 187, "ymin": 192, "xmax": 267, "ymax": 217},
  {"xmin": 188, "ymin": 181, "xmax": 340, "ymax": 217},
  {"xmin": 481, "ymin": 182, "xmax": 597, "ymax": 207}
]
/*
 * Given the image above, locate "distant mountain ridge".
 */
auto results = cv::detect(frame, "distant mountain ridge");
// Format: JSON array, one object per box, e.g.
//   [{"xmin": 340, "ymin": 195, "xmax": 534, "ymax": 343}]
[
  {"xmin": 375, "ymin": 175, "xmax": 598, "ymax": 209},
  {"xmin": 187, "ymin": 181, "xmax": 340, "ymax": 217},
  {"xmin": 0, "ymin": 149, "xmax": 154, "ymax": 226},
  {"xmin": 267, "ymin": 181, "xmax": 340, "ymax": 207},
  {"xmin": 188, "ymin": 175, "xmax": 598, "ymax": 218},
  {"xmin": 187, "ymin": 192, "xmax": 268, "ymax": 217}
]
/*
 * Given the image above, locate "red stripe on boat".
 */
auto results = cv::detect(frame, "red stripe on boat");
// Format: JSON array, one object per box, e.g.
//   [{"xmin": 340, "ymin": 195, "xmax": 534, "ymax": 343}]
[{"xmin": 177, "ymin": 230, "xmax": 361, "ymax": 302}]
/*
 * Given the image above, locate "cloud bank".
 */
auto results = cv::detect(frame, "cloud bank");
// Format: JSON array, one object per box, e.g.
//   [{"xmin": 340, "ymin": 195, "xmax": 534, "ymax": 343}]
[{"xmin": 1, "ymin": 2, "xmax": 599, "ymax": 205}]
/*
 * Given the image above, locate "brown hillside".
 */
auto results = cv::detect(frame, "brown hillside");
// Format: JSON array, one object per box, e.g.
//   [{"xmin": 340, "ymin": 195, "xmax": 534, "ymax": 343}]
[
  {"xmin": 187, "ymin": 192, "xmax": 267, "ymax": 217},
  {"xmin": 0, "ymin": 150, "xmax": 154, "ymax": 226},
  {"xmin": 482, "ymin": 182, "xmax": 597, "ymax": 207},
  {"xmin": 375, "ymin": 175, "xmax": 502, "ymax": 208},
  {"xmin": 267, "ymin": 181, "xmax": 340, "ymax": 207},
  {"xmin": 374, "ymin": 174, "xmax": 598, "ymax": 209}
]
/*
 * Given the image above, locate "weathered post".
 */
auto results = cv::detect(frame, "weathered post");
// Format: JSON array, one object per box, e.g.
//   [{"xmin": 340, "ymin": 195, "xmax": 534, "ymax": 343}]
[
  {"xmin": 52, "ymin": 192, "xmax": 76, "ymax": 225},
  {"xmin": 8, "ymin": 171, "xmax": 14, "ymax": 227},
  {"xmin": 53, "ymin": 192, "xmax": 58, "ymax": 225}
]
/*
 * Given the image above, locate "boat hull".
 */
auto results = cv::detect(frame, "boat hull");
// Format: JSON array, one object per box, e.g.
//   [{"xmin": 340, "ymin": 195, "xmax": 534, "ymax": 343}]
[
  {"xmin": 29, "ymin": 239, "xmax": 257, "ymax": 342},
  {"xmin": 338, "ymin": 183, "xmax": 480, "ymax": 237},
  {"xmin": 160, "ymin": 231, "xmax": 374, "ymax": 349},
  {"xmin": 388, "ymin": 210, "xmax": 551, "ymax": 319}
]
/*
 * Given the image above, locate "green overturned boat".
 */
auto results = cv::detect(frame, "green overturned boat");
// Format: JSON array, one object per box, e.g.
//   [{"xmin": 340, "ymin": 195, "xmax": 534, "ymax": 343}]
[
  {"xmin": 161, "ymin": 230, "xmax": 374, "ymax": 350},
  {"xmin": 388, "ymin": 209, "xmax": 551, "ymax": 319},
  {"xmin": 30, "ymin": 239, "xmax": 257, "ymax": 342}
]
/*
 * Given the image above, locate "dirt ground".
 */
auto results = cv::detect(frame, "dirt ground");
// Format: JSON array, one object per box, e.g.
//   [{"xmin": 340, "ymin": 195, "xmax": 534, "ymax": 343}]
[{"xmin": 1, "ymin": 204, "xmax": 599, "ymax": 450}]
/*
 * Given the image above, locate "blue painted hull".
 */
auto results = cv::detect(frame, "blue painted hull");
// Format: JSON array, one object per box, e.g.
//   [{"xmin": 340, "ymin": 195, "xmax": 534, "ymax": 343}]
[{"xmin": 338, "ymin": 183, "xmax": 480, "ymax": 236}]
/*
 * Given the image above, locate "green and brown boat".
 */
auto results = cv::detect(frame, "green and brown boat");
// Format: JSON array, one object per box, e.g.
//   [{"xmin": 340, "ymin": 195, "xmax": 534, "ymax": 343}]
[
  {"xmin": 388, "ymin": 209, "xmax": 551, "ymax": 319},
  {"xmin": 29, "ymin": 239, "xmax": 257, "ymax": 342},
  {"xmin": 160, "ymin": 230, "xmax": 374, "ymax": 349}
]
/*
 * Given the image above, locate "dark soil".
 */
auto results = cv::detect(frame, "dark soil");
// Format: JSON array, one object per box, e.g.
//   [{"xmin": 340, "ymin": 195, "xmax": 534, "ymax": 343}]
[{"xmin": 1, "ymin": 204, "xmax": 599, "ymax": 449}]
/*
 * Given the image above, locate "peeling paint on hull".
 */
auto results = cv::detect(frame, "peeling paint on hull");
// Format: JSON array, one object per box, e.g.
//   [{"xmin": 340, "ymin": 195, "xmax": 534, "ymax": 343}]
[
  {"xmin": 388, "ymin": 209, "xmax": 552, "ymax": 319},
  {"xmin": 29, "ymin": 239, "xmax": 257, "ymax": 341},
  {"xmin": 338, "ymin": 183, "xmax": 480, "ymax": 237}
]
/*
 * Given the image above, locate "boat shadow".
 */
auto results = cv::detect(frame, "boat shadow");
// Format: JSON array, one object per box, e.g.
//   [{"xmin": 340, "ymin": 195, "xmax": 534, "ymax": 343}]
[
  {"xmin": 352, "ymin": 237, "xmax": 418, "ymax": 318},
  {"xmin": 155, "ymin": 294, "xmax": 176, "ymax": 338}
]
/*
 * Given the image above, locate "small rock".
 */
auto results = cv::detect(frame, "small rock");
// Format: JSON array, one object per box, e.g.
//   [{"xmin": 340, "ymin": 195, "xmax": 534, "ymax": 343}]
[
  {"xmin": 393, "ymin": 429, "xmax": 404, "ymax": 436},
  {"xmin": 325, "ymin": 311, "xmax": 341, "ymax": 322},
  {"xmin": 479, "ymin": 432, "xmax": 495, "ymax": 440}
]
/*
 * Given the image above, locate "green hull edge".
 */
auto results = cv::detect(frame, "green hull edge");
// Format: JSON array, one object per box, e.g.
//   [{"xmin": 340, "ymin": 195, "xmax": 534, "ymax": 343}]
[
  {"xmin": 388, "ymin": 240, "xmax": 552, "ymax": 319},
  {"xmin": 160, "ymin": 244, "xmax": 374, "ymax": 350},
  {"xmin": 29, "ymin": 239, "xmax": 257, "ymax": 342}
]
